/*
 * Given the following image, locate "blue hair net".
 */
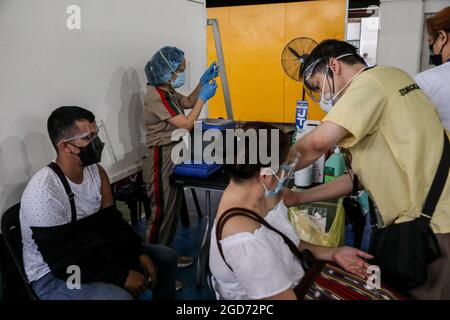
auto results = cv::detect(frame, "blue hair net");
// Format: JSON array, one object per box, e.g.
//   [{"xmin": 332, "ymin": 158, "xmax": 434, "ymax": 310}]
[{"xmin": 145, "ymin": 46, "xmax": 185, "ymax": 86}]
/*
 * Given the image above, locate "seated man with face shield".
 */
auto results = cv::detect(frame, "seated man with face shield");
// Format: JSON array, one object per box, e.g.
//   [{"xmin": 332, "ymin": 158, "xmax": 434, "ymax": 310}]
[
  {"xmin": 285, "ymin": 39, "xmax": 450, "ymax": 299},
  {"xmin": 209, "ymin": 123, "xmax": 372, "ymax": 300},
  {"xmin": 20, "ymin": 106, "xmax": 177, "ymax": 300}
]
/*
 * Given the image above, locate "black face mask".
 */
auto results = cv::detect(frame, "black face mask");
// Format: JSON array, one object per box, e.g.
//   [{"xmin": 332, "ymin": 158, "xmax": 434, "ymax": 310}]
[
  {"xmin": 70, "ymin": 136, "xmax": 105, "ymax": 167},
  {"xmin": 429, "ymin": 37, "xmax": 447, "ymax": 66}
]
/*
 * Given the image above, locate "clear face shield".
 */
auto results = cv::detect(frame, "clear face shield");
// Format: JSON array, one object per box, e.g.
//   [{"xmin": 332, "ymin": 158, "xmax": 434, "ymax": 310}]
[
  {"xmin": 302, "ymin": 58, "xmax": 324, "ymax": 103},
  {"xmin": 302, "ymin": 53, "xmax": 359, "ymax": 103},
  {"xmin": 63, "ymin": 123, "xmax": 103, "ymax": 145},
  {"xmin": 158, "ymin": 50, "xmax": 185, "ymax": 88}
]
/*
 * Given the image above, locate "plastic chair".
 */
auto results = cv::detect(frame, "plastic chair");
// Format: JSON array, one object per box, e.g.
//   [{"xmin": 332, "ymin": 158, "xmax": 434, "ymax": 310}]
[{"xmin": 1, "ymin": 203, "xmax": 39, "ymax": 300}]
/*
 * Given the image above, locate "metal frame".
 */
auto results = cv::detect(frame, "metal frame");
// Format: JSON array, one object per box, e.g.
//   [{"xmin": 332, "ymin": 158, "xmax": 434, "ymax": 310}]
[{"xmin": 207, "ymin": 19, "xmax": 234, "ymax": 120}]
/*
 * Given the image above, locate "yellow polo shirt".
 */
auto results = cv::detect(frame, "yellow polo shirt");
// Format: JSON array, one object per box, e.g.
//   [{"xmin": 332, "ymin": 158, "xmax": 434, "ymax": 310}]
[{"xmin": 324, "ymin": 65, "xmax": 450, "ymax": 233}]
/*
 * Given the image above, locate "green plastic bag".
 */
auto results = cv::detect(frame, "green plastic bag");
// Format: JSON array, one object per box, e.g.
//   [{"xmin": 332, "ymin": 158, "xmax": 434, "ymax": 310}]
[{"xmin": 288, "ymin": 192, "xmax": 345, "ymax": 248}]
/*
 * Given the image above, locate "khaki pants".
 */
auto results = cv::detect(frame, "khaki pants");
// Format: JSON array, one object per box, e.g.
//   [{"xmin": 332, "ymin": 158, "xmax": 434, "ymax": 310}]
[
  {"xmin": 409, "ymin": 233, "xmax": 450, "ymax": 300},
  {"xmin": 143, "ymin": 144, "xmax": 183, "ymax": 246}
]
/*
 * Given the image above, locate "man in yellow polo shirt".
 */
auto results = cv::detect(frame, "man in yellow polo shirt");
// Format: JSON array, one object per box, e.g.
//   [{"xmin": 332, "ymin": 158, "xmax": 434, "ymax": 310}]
[{"xmin": 285, "ymin": 39, "xmax": 450, "ymax": 299}]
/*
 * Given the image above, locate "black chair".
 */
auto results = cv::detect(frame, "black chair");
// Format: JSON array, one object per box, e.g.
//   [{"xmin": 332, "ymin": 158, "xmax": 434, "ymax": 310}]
[
  {"xmin": 1, "ymin": 203, "xmax": 39, "ymax": 300},
  {"xmin": 113, "ymin": 172, "xmax": 151, "ymax": 226}
]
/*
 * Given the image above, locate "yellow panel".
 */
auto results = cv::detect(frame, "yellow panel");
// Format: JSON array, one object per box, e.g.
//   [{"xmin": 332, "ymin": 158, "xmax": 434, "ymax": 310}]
[
  {"xmin": 283, "ymin": 0, "xmax": 347, "ymax": 123},
  {"xmin": 228, "ymin": 4, "xmax": 285, "ymax": 122},
  {"xmin": 208, "ymin": 4, "xmax": 285, "ymax": 122},
  {"xmin": 207, "ymin": 8, "xmax": 230, "ymax": 119},
  {"xmin": 207, "ymin": 0, "xmax": 347, "ymax": 123}
]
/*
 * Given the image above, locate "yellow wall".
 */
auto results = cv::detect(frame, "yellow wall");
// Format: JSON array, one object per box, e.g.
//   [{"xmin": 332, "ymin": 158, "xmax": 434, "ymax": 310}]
[{"xmin": 207, "ymin": 0, "xmax": 347, "ymax": 123}]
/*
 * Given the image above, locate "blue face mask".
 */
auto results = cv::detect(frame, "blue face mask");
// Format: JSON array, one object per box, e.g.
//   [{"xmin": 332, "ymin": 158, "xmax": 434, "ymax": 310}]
[
  {"xmin": 171, "ymin": 71, "xmax": 186, "ymax": 88},
  {"xmin": 261, "ymin": 162, "xmax": 297, "ymax": 198},
  {"xmin": 263, "ymin": 174, "xmax": 288, "ymax": 198}
]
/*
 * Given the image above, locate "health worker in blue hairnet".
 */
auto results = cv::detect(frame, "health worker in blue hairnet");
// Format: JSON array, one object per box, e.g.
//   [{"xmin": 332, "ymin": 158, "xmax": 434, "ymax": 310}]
[{"xmin": 142, "ymin": 46, "xmax": 219, "ymax": 280}]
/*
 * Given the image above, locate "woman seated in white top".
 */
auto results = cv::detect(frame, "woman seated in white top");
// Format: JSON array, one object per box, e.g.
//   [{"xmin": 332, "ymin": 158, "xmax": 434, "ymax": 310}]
[{"xmin": 209, "ymin": 122, "xmax": 372, "ymax": 300}]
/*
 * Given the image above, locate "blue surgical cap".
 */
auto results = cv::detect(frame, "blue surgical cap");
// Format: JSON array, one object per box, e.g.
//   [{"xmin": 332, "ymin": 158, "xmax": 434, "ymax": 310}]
[{"xmin": 145, "ymin": 46, "xmax": 185, "ymax": 86}]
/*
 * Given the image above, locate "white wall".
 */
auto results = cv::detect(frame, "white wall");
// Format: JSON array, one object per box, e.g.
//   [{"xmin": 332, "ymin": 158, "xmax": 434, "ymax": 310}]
[
  {"xmin": 360, "ymin": 17, "xmax": 380, "ymax": 65},
  {"xmin": 377, "ymin": 0, "xmax": 450, "ymax": 76},
  {"xmin": 0, "ymin": 0, "xmax": 206, "ymax": 220}
]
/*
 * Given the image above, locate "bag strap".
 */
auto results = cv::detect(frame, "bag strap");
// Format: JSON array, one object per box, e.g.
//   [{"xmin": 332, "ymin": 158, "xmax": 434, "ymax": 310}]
[
  {"xmin": 215, "ymin": 207, "xmax": 313, "ymax": 272},
  {"xmin": 352, "ymin": 175, "xmax": 360, "ymax": 196},
  {"xmin": 421, "ymin": 131, "xmax": 450, "ymax": 219},
  {"xmin": 47, "ymin": 162, "xmax": 77, "ymax": 224},
  {"xmin": 342, "ymin": 149, "xmax": 359, "ymax": 197}
]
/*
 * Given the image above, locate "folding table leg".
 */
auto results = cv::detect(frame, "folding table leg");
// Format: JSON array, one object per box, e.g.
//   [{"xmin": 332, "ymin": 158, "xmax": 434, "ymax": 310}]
[
  {"xmin": 197, "ymin": 190, "xmax": 211, "ymax": 286},
  {"xmin": 191, "ymin": 188, "xmax": 203, "ymax": 218}
]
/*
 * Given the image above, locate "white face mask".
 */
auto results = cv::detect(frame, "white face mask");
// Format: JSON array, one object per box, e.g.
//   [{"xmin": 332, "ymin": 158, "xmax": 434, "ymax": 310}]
[
  {"xmin": 319, "ymin": 65, "xmax": 368, "ymax": 113},
  {"xmin": 319, "ymin": 90, "xmax": 334, "ymax": 113}
]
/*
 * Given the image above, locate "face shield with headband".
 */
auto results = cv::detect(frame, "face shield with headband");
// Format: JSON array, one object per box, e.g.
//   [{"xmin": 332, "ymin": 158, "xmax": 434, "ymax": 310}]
[
  {"xmin": 303, "ymin": 53, "xmax": 368, "ymax": 113},
  {"xmin": 159, "ymin": 50, "xmax": 186, "ymax": 89},
  {"xmin": 261, "ymin": 155, "xmax": 299, "ymax": 198},
  {"xmin": 63, "ymin": 124, "xmax": 105, "ymax": 167}
]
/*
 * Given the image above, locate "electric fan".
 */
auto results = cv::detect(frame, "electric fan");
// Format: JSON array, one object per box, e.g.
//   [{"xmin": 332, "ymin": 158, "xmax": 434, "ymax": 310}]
[{"xmin": 281, "ymin": 37, "xmax": 318, "ymax": 84}]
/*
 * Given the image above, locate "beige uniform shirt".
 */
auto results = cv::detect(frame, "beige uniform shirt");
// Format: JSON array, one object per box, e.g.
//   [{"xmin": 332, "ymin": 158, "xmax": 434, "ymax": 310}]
[
  {"xmin": 324, "ymin": 66, "xmax": 450, "ymax": 233},
  {"xmin": 143, "ymin": 85, "xmax": 185, "ymax": 147}
]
